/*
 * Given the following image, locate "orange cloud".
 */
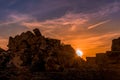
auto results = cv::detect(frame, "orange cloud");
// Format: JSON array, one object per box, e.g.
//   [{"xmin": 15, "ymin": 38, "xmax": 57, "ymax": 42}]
[
  {"xmin": 0, "ymin": 38, "xmax": 8, "ymax": 50},
  {"xmin": 20, "ymin": 13, "xmax": 120, "ymax": 57},
  {"xmin": 0, "ymin": 2, "xmax": 120, "ymax": 57},
  {"xmin": 64, "ymin": 33, "xmax": 120, "ymax": 57}
]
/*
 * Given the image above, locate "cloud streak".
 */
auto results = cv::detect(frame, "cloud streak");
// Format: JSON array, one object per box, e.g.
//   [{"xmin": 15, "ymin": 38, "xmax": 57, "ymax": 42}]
[{"xmin": 88, "ymin": 20, "xmax": 110, "ymax": 29}]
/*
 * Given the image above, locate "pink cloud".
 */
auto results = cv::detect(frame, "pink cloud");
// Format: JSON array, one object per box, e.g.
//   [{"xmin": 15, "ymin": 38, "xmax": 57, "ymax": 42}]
[{"xmin": 0, "ymin": 2, "xmax": 120, "ymax": 57}]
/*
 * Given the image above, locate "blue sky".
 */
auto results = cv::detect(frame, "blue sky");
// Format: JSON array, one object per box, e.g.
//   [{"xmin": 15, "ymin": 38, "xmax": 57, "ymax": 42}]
[{"xmin": 0, "ymin": 0, "xmax": 120, "ymax": 56}]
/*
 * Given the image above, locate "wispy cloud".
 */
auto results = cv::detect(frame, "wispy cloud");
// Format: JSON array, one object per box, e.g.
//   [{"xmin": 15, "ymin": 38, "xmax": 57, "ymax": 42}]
[
  {"xmin": 88, "ymin": 20, "xmax": 110, "ymax": 29},
  {"xmin": 0, "ymin": 13, "xmax": 34, "ymax": 26},
  {"xmin": 98, "ymin": 2, "xmax": 120, "ymax": 16},
  {"xmin": 0, "ymin": 1, "xmax": 120, "ymax": 56},
  {"xmin": 22, "ymin": 13, "xmax": 88, "ymax": 33},
  {"xmin": 88, "ymin": 2, "xmax": 120, "ymax": 18}
]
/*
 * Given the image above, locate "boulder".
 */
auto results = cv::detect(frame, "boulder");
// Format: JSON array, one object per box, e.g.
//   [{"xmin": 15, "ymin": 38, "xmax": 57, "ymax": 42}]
[{"xmin": 33, "ymin": 28, "xmax": 42, "ymax": 36}]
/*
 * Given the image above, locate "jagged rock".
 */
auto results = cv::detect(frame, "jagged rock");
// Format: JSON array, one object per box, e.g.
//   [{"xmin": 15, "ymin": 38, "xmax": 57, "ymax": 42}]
[
  {"xmin": 33, "ymin": 28, "xmax": 42, "ymax": 36},
  {"xmin": 112, "ymin": 37, "xmax": 120, "ymax": 51},
  {"xmin": 7, "ymin": 28, "xmax": 76, "ymax": 72}
]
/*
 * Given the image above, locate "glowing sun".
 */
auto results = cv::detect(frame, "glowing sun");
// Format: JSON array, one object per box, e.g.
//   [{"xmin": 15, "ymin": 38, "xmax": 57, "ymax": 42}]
[{"xmin": 76, "ymin": 49, "xmax": 83, "ymax": 57}]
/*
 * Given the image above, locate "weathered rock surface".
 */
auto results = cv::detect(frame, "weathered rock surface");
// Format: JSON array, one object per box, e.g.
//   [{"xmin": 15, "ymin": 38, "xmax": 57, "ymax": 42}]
[
  {"xmin": 7, "ymin": 28, "xmax": 76, "ymax": 71},
  {"xmin": 112, "ymin": 37, "xmax": 120, "ymax": 51}
]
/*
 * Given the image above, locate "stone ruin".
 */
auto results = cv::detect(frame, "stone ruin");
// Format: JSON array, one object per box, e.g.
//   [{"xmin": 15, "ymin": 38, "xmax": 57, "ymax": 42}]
[
  {"xmin": 112, "ymin": 37, "xmax": 120, "ymax": 51},
  {"xmin": 0, "ymin": 28, "xmax": 78, "ymax": 72},
  {"xmin": 95, "ymin": 37, "xmax": 120, "ymax": 65},
  {"xmin": 85, "ymin": 37, "xmax": 120, "ymax": 80},
  {"xmin": 86, "ymin": 37, "xmax": 120, "ymax": 65},
  {"xmin": 0, "ymin": 28, "xmax": 120, "ymax": 80}
]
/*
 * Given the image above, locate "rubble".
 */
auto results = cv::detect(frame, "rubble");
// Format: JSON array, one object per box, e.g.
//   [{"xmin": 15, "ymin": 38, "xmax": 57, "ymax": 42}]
[
  {"xmin": 7, "ymin": 28, "xmax": 76, "ymax": 71},
  {"xmin": 0, "ymin": 28, "xmax": 120, "ymax": 80}
]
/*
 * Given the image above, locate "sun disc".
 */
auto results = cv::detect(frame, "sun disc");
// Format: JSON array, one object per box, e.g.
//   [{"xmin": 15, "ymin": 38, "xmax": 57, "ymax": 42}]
[{"xmin": 76, "ymin": 49, "xmax": 83, "ymax": 57}]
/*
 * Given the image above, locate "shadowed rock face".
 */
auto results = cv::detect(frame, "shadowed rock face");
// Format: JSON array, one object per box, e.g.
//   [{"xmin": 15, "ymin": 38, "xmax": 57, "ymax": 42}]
[
  {"xmin": 0, "ymin": 52, "xmax": 10, "ymax": 69},
  {"xmin": 112, "ymin": 37, "xmax": 120, "ymax": 51},
  {"xmin": 7, "ymin": 28, "xmax": 76, "ymax": 71},
  {"xmin": 107, "ymin": 37, "xmax": 120, "ymax": 63},
  {"xmin": 0, "ymin": 48, "xmax": 5, "ymax": 52}
]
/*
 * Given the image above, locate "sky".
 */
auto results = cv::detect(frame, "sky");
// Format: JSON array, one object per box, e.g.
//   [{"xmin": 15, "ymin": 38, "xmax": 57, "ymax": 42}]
[{"xmin": 0, "ymin": 0, "xmax": 120, "ymax": 57}]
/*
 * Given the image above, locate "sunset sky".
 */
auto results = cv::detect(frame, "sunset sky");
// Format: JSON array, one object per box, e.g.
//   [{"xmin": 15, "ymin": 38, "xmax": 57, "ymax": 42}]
[{"xmin": 0, "ymin": 0, "xmax": 120, "ymax": 57}]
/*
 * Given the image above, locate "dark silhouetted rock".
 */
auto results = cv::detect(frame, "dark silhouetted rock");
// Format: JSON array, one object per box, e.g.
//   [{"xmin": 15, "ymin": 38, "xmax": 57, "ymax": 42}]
[
  {"xmin": 0, "ymin": 52, "xmax": 10, "ymax": 69},
  {"xmin": 1, "ymin": 28, "xmax": 120, "ymax": 80},
  {"xmin": 7, "ymin": 28, "xmax": 76, "ymax": 72},
  {"xmin": 0, "ymin": 48, "xmax": 5, "ymax": 52},
  {"xmin": 112, "ymin": 37, "xmax": 120, "ymax": 51},
  {"xmin": 33, "ymin": 28, "xmax": 42, "ymax": 36}
]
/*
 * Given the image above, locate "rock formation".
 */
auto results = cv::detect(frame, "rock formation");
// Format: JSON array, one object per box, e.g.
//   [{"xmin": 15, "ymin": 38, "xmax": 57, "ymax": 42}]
[
  {"xmin": 7, "ymin": 28, "xmax": 76, "ymax": 71},
  {"xmin": 86, "ymin": 37, "xmax": 120, "ymax": 80},
  {"xmin": 0, "ymin": 28, "xmax": 120, "ymax": 80},
  {"xmin": 112, "ymin": 37, "xmax": 120, "ymax": 51},
  {"xmin": 0, "ymin": 51, "xmax": 10, "ymax": 69}
]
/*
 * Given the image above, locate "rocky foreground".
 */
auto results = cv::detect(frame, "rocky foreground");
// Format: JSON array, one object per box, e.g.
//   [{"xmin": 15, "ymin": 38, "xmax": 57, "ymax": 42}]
[{"xmin": 0, "ymin": 28, "xmax": 120, "ymax": 80}]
